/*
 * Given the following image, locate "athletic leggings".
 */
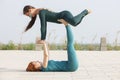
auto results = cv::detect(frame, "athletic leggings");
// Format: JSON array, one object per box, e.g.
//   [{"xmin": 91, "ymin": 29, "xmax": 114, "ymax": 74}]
[
  {"xmin": 57, "ymin": 9, "xmax": 88, "ymax": 26},
  {"xmin": 65, "ymin": 25, "xmax": 78, "ymax": 71}
]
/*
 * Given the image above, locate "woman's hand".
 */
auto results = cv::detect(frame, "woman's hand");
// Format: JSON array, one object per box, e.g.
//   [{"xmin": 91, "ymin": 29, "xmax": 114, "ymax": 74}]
[{"xmin": 37, "ymin": 40, "xmax": 46, "ymax": 44}]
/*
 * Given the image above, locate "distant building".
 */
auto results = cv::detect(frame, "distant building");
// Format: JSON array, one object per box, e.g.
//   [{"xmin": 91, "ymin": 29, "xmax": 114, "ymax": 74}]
[{"xmin": 100, "ymin": 37, "xmax": 107, "ymax": 51}]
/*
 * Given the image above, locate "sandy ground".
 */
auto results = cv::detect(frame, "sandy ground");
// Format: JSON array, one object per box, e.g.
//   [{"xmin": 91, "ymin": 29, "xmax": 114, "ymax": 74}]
[{"xmin": 0, "ymin": 50, "xmax": 120, "ymax": 80}]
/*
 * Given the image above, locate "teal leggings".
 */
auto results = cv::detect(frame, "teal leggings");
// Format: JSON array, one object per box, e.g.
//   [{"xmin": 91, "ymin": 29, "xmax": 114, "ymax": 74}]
[
  {"xmin": 41, "ymin": 25, "xmax": 78, "ymax": 72},
  {"xmin": 66, "ymin": 25, "xmax": 78, "ymax": 71},
  {"xmin": 57, "ymin": 9, "xmax": 88, "ymax": 26}
]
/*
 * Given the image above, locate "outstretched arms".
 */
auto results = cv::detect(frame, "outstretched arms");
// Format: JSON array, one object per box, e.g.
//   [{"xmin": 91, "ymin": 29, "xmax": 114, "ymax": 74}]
[
  {"xmin": 43, "ymin": 42, "xmax": 49, "ymax": 68},
  {"xmin": 39, "ymin": 19, "xmax": 68, "ymax": 69},
  {"xmin": 38, "ymin": 41, "xmax": 49, "ymax": 68},
  {"xmin": 39, "ymin": 10, "xmax": 47, "ymax": 40}
]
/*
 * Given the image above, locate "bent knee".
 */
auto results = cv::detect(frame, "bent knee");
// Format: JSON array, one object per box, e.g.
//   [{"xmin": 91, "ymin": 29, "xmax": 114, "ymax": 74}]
[
  {"xmin": 62, "ymin": 10, "xmax": 70, "ymax": 14},
  {"xmin": 71, "ymin": 67, "xmax": 78, "ymax": 72},
  {"xmin": 70, "ymin": 20, "xmax": 78, "ymax": 26},
  {"xmin": 69, "ymin": 65, "xmax": 79, "ymax": 72}
]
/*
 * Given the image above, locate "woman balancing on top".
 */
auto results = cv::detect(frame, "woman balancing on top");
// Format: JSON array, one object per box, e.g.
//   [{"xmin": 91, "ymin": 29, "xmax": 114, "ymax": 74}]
[
  {"xmin": 26, "ymin": 19, "xmax": 78, "ymax": 72},
  {"xmin": 23, "ymin": 5, "xmax": 91, "ymax": 42}
]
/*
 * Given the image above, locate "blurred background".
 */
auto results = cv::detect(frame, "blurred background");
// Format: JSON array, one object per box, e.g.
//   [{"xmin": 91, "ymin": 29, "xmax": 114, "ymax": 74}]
[{"xmin": 0, "ymin": 0, "xmax": 120, "ymax": 50}]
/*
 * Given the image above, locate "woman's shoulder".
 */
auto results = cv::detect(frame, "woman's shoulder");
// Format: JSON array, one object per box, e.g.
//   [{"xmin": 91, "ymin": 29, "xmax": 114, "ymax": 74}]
[
  {"xmin": 39, "ymin": 9, "xmax": 47, "ymax": 14},
  {"xmin": 40, "ymin": 8, "xmax": 54, "ymax": 13}
]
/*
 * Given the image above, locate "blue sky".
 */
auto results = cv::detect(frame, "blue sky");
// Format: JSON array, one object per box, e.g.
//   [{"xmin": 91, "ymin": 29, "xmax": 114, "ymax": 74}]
[{"xmin": 0, "ymin": 0, "xmax": 120, "ymax": 44}]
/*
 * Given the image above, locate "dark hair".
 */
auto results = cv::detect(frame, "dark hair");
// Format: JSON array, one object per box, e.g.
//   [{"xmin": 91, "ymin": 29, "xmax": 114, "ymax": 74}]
[{"xmin": 23, "ymin": 5, "xmax": 37, "ymax": 32}]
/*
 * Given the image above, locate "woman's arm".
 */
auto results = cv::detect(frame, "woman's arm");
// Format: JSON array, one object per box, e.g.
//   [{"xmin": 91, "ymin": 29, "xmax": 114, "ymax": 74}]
[
  {"xmin": 39, "ymin": 10, "xmax": 47, "ymax": 40},
  {"xmin": 42, "ymin": 42, "xmax": 49, "ymax": 68}
]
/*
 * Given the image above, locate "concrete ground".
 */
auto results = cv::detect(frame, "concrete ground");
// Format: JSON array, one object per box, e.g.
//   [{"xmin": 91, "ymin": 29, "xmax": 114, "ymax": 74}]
[{"xmin": 0, "ymin": 50, "xmax": 120, "ymax": 80}]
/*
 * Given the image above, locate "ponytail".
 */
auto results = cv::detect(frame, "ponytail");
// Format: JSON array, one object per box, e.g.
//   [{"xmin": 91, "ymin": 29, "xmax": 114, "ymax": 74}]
[
  {"xmin": 23, "ymin": 5, "xmax": 37, "ymax": 32},
  {"xmin": 25, "ymin": 15, "xmax": 37, "ymax": 32}
]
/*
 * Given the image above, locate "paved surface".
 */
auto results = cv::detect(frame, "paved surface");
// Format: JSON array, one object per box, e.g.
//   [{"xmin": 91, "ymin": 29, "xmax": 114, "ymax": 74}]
[{"xmin": 0, "ymin": 50, "xmax": 120, "ymax": 80}]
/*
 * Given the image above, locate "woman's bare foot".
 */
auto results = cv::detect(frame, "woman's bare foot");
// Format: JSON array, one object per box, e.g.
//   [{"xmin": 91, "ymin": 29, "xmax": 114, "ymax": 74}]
[
  {"xmin": 58, "ymin": 19, "xmax": 68, "ymax": 26},
  {"xmin": 86, "ymin": 9, "xmax": 92, "ymax": 14}
]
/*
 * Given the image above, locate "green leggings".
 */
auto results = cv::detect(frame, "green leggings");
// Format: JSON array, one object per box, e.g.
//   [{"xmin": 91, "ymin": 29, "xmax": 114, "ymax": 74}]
[{"xmin": 65, "ymin": 25, "xmax": 78, "ymax": 71}]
